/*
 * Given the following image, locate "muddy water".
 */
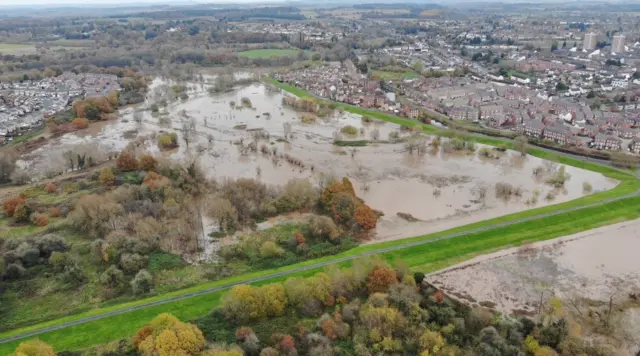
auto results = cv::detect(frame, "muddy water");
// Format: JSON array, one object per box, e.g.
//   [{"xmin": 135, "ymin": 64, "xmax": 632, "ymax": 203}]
[
  {"xmin": 20, "ymin": 79, "xmax": 617, "ymax": 244},
  {"xmin": 425, "ymin": 218, "xmax": 640, "ymax": 318}
]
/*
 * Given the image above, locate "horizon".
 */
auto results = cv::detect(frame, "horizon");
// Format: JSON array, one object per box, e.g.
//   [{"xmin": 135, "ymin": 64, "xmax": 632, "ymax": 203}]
[{"xmin": 0, "ymin": 0, "xmax": 633, "ymax": 7}]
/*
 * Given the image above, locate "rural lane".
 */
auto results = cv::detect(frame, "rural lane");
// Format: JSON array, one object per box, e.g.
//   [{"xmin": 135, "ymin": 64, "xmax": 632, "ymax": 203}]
[{"xmin": 1, "ymin": 189, "xmax": 638, "ymax": 345}]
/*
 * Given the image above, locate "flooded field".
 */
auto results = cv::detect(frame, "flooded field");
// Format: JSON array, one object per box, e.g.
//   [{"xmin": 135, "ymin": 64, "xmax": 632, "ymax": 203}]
[
  {"xmin": 19, "ymin": 78, "xmax": 618, "ymax": 242},
  {"xmin": 425, "ymin": 219, "xmax": 640, "ymax": 354}
]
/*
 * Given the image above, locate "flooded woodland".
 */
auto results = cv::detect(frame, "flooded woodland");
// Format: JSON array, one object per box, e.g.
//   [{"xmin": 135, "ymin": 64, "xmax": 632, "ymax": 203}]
[{"xmin": 18, "ymin": 77, "xmax": 617, "ymax": 245}]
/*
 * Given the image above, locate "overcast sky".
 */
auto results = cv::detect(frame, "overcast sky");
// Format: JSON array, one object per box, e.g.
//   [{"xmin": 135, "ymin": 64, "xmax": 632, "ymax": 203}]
[{"xmin": 0, "ymin": 0, "xmax": 250, "ymax": 6}]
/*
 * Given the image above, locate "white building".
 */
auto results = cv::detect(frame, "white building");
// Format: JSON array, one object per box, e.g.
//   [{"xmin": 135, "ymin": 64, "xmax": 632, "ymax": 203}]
[
  {"xmin": 583, "ymin": 32, "xmax": 597, "ymax": 50},
  {"xmin": 612, "ymin": 78, "xmax": 628, "ymax": 88},
  {"xmin": 612, "ymin": 35, "xmax": 626, "ymax": 53}
]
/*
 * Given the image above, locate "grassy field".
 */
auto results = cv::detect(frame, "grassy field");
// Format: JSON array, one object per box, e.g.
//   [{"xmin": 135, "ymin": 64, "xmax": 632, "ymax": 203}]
[
  {"xmin": 48, "ymin": 39, "xmax": 94, "ymax": 47},
  {"xmin": 238, "ymin": 49, "xmax": 300, "ymax": 59},
  {"xmin": 0, "ymin": 43, "xmax": 36, "ymax": 54},
  {"xmin": 1, "ymin": 195, "xmax": 639, "ymax": 353},
  {"xmin": 371, "ymin": 70, "xmax": 420, "ymax": 80},
  {"xmin": 1, "ymin": 78, "xmax": 639, "ymax": 353}
]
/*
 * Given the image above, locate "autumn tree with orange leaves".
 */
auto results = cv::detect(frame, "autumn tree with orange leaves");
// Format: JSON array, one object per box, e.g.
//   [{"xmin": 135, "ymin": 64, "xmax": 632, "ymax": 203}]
[
  {"xmin": 321, "ymin": 177, "xmax": 378, "ymax": 231},
  {"xmin": 367, "ymin": 264, "xmax": 398, "ymax": 294},
  {"xmin": 116, "ymin": 151, "xmax": 138, "ymax": 171}
]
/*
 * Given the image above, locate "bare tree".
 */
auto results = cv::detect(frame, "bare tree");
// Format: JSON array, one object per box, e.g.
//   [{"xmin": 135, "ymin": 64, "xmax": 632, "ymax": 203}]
[
  {"xmin": 370, "ymin": 128, "xmax": 380, "ymax": 141},
  {"xmin": 62, "ymin": 150, "xmax": 75, "ymax": 171},
  {"xmin": 182, "ymin": 121, "xmax": 192, "ymax": 148},
  {"xmin": 283, "ymin": 122, "xmax": 292, "ymax": 139},
  {"xmin": 133, "ymin": 110, "xmax": 143, "ymax": 124},
  {"xmin": 0, "ymin": 149, "xmax": 17, "ymax": 184}
]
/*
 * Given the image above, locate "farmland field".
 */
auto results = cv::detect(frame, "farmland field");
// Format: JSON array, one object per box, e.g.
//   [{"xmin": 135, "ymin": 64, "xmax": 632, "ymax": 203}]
[
  {"xmin": 48, "ymin": 39, "xmax": 94, "ymax": 47},
  {"xmin": 0, "ymin": 43, "xmax": 36, "ymax": 54},
  {"xmin": 237, "ymin": 49, "xmax": 300, "ymax": 59},
  {"xmin": 371, "ymin": 70, "xmax": 420, "ymax": 80}
]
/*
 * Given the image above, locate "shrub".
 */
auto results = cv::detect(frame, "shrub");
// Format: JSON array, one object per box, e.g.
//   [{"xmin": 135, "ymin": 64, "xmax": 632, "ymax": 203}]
[
  {"xmin": 301, "ymin": 114, "xmax": 316, "ymax": 124},
  {"xmin": 10, "ymin": 169, "xmax": 30, "ymax": 185},
  {"xmin": 48, "ymin": 207, "xmax": 61, "ymax": 217},
  {"xmin": 307, "ymin": 216, "xmax": 341, "ymax": 241},
  {"xmin": 157, "ymin": 133, "xmax": 179, "ymax": 149},
  {"xmin": 3, "ymin": 196, "xmax": 26, "ymax": 217},
  {"xmin": 45, "ymin": 183, "xmax": 57, "ymax": 194},
  {"xmin": 135, "ymin": 314, "xmax": 205, "ymax": 355},
  {"xmin": 139, "ymin": 154, "xmax": 157, "ymax": 171},
  {"xmin": 100, "ymin": 265, "xmax": 126, "ymax": 290},
  {"xmin": 32, "ymin": 213, "xmax": 49, "ymax": 227},
  {"xmin": 275, "ymin": 178, "xmax": 318, "ymax": 213},
  {"xmin": 116, "ymin": 151, "xmax": 138, "ymax": 171},
  {"xmin": 99, "ymin": 167, "xmax": 116, "ymax": 186},
  {"xmin": 13, "ymin": 203, "xmax": 31, "ymax": 223},
  {"xmin": 148, "ymin": 252, "xmax": 183, "ymax": 272},
  {"xmin": 119, "ymin": 253, "xmax": 148, "ymax": 273},
  {"xmin": 13, "ymin": 339, "xmax": 55, "ymax": 356},
  {"xmin": 583, "ymin": 181, "xmax": 593, "ymax": 193},
  {"xmin": 340, "ymin": 125, "xmax": 358, "ymax": 136},
  {"xmin": 545, "ymin": 166, "xmax": 570, "ymax": 187},
  {"xmin": 260, "ymin": 241, "xmax": 285, "ymax": 258},
  {"xmin": 414, "ymin": 272, "xmax": 425, "ymax": 284},
  {"xmin": 5, "ymin": 263, "xmax": 26, "ymax": 280},
  {"xmin": 49, "ymin": 251, "xmax": 71, "ymax": 272},
  {"xmin": 478, "ymin": 147, "xmax": 493, "ymax": 158},
  {"xmin": 293, "ymin": 232, "xmax": 305, "ymax": 245},
  {"xmin": 142, "ymin": 172, "xmax": 171, "ymax": 189},
  {"xmin": 495, "ymin": 182, "xmax": 522, "ymax": 199},
  {"xmin": 71, "ymin": 117, "xmax": 89, "ymax": 130},
  {"xmin": 131, "ymin": 269, "xmax": 153, "ymax": 295}
]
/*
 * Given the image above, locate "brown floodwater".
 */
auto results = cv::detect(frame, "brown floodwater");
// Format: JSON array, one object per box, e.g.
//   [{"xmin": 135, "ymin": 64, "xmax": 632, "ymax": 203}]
[{"xmin": 20, "ymin": 79, "xmax": 618, "ymax": 243}]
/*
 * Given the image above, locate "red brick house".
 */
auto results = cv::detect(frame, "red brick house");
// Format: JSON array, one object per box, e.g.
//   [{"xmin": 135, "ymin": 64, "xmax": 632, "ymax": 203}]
[{"xmin": 593, "ymin": 134, "xmax": 622, "ymax": 150}]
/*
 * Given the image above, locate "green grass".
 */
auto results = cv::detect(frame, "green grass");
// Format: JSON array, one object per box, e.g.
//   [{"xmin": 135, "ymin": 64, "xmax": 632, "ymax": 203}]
[
  {"xmin": 371, "ymin": 70, "xmax": 420, "ymax": 80},
  {"xmin": 508, "ymin": 70, "xmax": 531, "ymax": 79},
  {"xmin": 8, "ymin": 128, "xmax": 44, "ymax": 145},
  {"xmin": 48, "ymin": 39, "xmax": 94, "ymax": 47},
  {"xmin": 1, "ymin": 195, "xmax": 639, "ymax": 353},
  {"xmin": 238, "ymin": 49, "xmax": 300, "ymax": 59},
  {"xmin": 0, "ymin": 43, "xmax": 35, "ymax": 54},
  {"xmin": 334, "ymin": 140, "xmax": 369, "ymax": 147}
]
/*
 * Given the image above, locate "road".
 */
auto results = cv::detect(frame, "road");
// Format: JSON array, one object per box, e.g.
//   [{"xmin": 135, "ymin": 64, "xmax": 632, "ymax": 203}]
[{"xmin": 1, "ymin": 188, "xmax": 638, "ymax": 345}]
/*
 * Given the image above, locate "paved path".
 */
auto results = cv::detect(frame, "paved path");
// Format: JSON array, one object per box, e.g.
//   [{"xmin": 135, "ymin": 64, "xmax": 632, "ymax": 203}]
[{"xmin": 1, "ymin": 188, "xmax": 638, "ymax": 345}]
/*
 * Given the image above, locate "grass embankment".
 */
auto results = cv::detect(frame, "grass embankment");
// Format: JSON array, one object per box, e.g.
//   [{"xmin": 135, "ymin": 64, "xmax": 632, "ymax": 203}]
[
  {"xmin": 1, "ymin": 78, "xmax": 638, "ymax": 352},
  {"xmin": 237, "ymin": 49, "xmax": 300, "ymax": 59},
  {"xmin": 1, "ymin": 195, "xmax": 640, "ymax": 353}
]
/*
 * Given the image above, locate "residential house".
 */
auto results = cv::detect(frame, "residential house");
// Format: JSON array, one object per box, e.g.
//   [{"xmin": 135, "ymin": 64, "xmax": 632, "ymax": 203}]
[
  {"xmin": 449, "ymin": 106, "xmax": 477, "ymax": 121},
  {"xmin": 543, "ymin": 125, "xmax": 571, "ymax": 145},
  {"xmin": 630, "ymin": 137, "xmax": 640, "ymax": 153},
  {"xmin": 522, "ymin": 120, "xmax": 545, "ymax": 138},
  {"xmin": 593, "ymin": 134, "xmax": 622, "ymax": 150},
  {"xmin": 479, "ymin": 104, "xmax": 503, "ymax": 120}
]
